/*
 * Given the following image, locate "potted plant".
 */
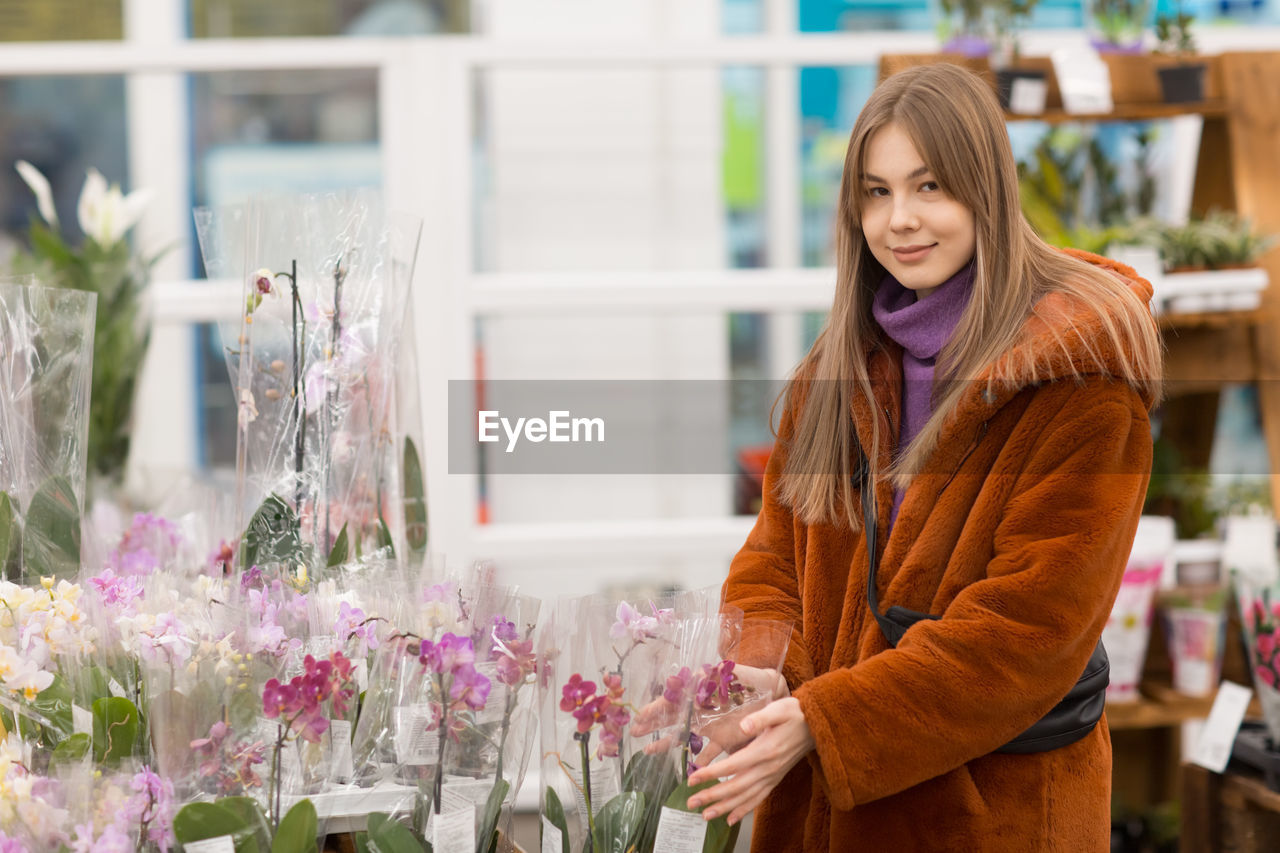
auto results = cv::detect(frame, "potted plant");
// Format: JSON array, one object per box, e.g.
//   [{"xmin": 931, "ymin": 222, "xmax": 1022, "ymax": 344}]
[
  {"xmin": 1128, "ymin": 212, "xmax": 1277, "ymax": 313},
  {"xmin": 1153, "ymin": 1, "xmax": 1206, "ymax": 103},
  {"xmin": 934, "ymin": 0, "xmax": 995, "ymax": 57},
  {"xmin": 1087, "ymin": 0, "xmax": 1151, "ymax": 54},
  {"xmin": 989, "ymin": 0, "xmax": 1048, "ymax": 113}
]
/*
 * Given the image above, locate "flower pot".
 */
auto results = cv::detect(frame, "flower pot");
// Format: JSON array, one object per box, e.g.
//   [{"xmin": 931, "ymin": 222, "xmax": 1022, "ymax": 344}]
[
  {"xmin": 1157, "ymin": 62, "xmax": 1207, "ymax": 103},
  {"xmin": 995, "ymin": 68, "xmax": 1048, "ymax": 113}
]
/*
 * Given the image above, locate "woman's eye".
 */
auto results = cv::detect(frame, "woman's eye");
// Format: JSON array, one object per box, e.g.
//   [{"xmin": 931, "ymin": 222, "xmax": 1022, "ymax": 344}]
[
  {"xmin": 866, "ymin": 186, "xmax": 888, "ymax": 198},
  {"xmin": 921, "ymin": 181, "xmax": 939, "ymax": 192}
]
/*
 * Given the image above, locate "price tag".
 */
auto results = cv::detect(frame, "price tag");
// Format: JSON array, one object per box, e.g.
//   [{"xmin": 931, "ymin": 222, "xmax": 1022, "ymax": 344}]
[
  {"xmin": 571, "ymin": 758, "xmax": 620, "ymax": 834},
  {"xmin": 182, "ymin": 836, "xmax": 236, "ymax": 853},
  {"xmin": 1189, "ymin": 681, "xmax": 1253, "ymax": 773},
  {"xmin": 652, "ymin": 807, "xmax": 709, "ymax": 853},
  {"xmin": 476, "ymin": 662, "xmax": 507, "ymax": 725},
  {"xmin": 394, "ymin": 705, "xmax": 439, "ymax": 766},
  {"xmin": 329, "ymin": 719, "xmax": 354, "ymax": 782},
  {"xmin": 540, "ymin": 815, "xmax": 564, "ymax": 853},
  {"xmin": 72, "ymin": 704, "xmax": 93, "ymax": 735},
  {"xmin": 425, "ymin": 798, "xmax": 476, "ymax": 853}
]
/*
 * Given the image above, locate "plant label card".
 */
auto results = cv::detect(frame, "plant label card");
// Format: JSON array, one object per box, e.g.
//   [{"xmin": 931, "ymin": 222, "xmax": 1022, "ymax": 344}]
[
  {"xmin": 573, "ymin": 759, "xmax": 621, "ymax": 834},
  {"xmin": 256, "ymin": 719, "xmax": 302, "ymax": 786},
  {"xmin": 540, "ymin": 815, "xmax": 564, "ymax": 853},
  {"xmin": 182, "ymin": 836, "xmax": 236, "ymax": 853},
  {"xmin": 475, "ymin": 662, "xmax": 508, "ymax": 725},
  {"xmin": 425, "ymin": 799, "xmax": 475, "ymax": 853},
  {"xmin": 1190, "ymin": 681, "xmax": 1253, "ymax": 773},
  {"xmin": 652, "ymin": 807, "xmax": 708, "ymax": 853},
  {"xmin": 329, "ymin": 718, "xmax": 354, "ymax": 782},
  {"xmin": 107, "ymin": 676, "xmax": 127, "ymax": 698},
  {"xmin": 442, "ymin": 774, "xmax": 497, "ymax": 807},
  {"xmin": 72, "ymin": 704, "xmax": 93, "ymax": 735},
  {"xmin": 394, "ymin": 704, "xmax": 440, "ymax": 765}
]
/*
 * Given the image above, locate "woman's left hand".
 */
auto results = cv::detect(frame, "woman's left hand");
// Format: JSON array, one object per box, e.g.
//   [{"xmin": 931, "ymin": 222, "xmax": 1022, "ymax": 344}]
[{"xmin": 684, "ymin": 696, "xmax": 816, "ymax": 825}]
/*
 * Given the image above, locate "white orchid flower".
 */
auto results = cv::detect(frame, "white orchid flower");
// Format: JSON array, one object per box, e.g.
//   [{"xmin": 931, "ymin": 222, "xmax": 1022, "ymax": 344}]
[
  {"xmin": 14, "ymin": 160, "xmax": 58, "ymax": 227},
  {"xmin": 76, "ymin": 167, "xmax": 152, "ymax": 247}
]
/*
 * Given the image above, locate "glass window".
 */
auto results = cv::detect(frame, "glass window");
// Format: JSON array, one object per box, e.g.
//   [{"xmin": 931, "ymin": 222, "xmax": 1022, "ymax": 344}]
[
  {"xmin": 0, "ymin": 1, "xmax": 122, "ymax": 41},
  {"xmin": 189, "ymin": 69, "xmax": 382, "ymax": 469},
  {"xmin": 0, "ymin": 76, "xmax": 128, "ymax": 258},
  {"xmin": 187, "ymin": 0, "xmax": 469, "ymax": 37}
]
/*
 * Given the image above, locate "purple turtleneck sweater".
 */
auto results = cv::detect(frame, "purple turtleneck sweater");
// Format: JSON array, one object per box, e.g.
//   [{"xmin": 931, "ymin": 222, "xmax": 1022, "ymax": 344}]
[{"xmin": 871, "ymin": 263, "xmax": 975, "ymax": 529}]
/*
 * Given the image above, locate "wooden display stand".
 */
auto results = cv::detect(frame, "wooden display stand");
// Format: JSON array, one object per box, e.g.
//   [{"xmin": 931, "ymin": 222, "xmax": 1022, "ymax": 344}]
[{"xmin": 1181, "ymin": 762, "xmax": 1280, "ymax": 852}]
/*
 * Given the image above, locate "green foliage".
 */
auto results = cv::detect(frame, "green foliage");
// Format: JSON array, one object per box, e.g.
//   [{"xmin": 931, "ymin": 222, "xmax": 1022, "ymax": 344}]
[
  {"xmin": 403, "ymin": 437, "xmax": 428, "ymax": 565},
  {"xmin": 478, "ymin": 778, "xmax": 510, "ymax": 853},
  {"xmin": 0, "ymin": 492, "xmax": 20, "ymax": 580},
  {"xmin": 1091, "ymin": 0, "xmax": 1150, "ymax": 46},
  {"xmin": 173, "ymin": 802, "xmax": 262, "ymax": 853},
  {"xmin": 31, "ymin": 673, "xmax": 74, "ymax": 740},
  {"xmin": 91, "ymin": 696, "xmax": 139, "ymax": 764},
  {"xmin": 361, "ymin": 812, "xmax": 427, "ymax": 853},
  {"xmin": 542, "ymin": 787, "xmax": 570, "ymax": 853},
  {"xmin": 218, "ymin": 797, "xmax": 273, "ymax": 853},
  {"xmin": 663, "ymin": 780, "xmax": 737, "ymax": 853},
  {"xmin": 48, "ymin": 732, "xmax": 91, "ymax": 769},
  {"xmin": 326, "ymin": 523, "xmax": 350, "ymax": 568},
  {"xmin": 10, "ymin": 218, "xmax": 159, "ymax": 482},
  {"xmin": 592, "ymin": 792, "xmax": 646, "ymax": 853},
  {"xmin": 1128, "ymin": 212, "xmax": 1277, "ymax": 271},
  {"xmin": 624, "ymin": 751, "xmax": 679, "ymax": 853},
  {"xmin": 21, "ymin": 475, "xmax": 81, "ymax": 580},
  {"xmin": 241, "ymin": 494, "xmax": 305, "ymax": 570},
  {"xmin": 270, "ymin": 799, "xmax": 317, "ymax": 853}
]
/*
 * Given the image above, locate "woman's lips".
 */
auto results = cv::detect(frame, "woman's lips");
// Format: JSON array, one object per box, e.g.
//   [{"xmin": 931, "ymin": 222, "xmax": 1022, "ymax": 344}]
[{"xmin": 891, "ymin": 244, "xmax": 935, "ymax": 263}]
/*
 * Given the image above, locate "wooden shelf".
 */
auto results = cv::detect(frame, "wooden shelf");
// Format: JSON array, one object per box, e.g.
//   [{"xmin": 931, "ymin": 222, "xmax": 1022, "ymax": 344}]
[
  {"xmin": 1107, "ymin": 682, "xmax": 1264, "ymax": 731},
  {"xmin": 1004, "ymin": 100, "xmax": 1229, "ymax": 124},
  {"xmin": 1158, "ymin": 308, "xmax": 1265, "ymax": 331}
]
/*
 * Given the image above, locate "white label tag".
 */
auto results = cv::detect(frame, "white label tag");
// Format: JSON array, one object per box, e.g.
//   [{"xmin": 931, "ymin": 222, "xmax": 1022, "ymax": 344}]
[
  {"xmin": 572, "ymin": 758, "xmax": 620, "ymax": 833},
  {"xmin": 256, "ymin": 719, "xmax": 301, "ymax": 787},
  {"xmin": 356, "ymin": 659, "xmax": 369, "ymax": 693},
  {"xmin": 182, "ymin": 836, "xmax": 236, "ymax": 853},
  {"xmin": 329, "ymin": 718, "xmax": 354, "ymax": 782},
  {"xmin": 394, "ymin": 704, "xmax": 440, "ymax": 766},
  {"xmin": 540, "ymin": 815, "xmax": 564, "ymax": 853},
  {"xmin": 1190, "ymin": 681, "xmax": 1253, "ymax": 773},
  {"xmin": 1008, "ymin": 77, "xmax": 1048, "ymax": 114},
  {"xmin": 425, "ymin": 800, "xmax": 475, "ymax": 853},
  {"xmin": 72, "ymin": 704, "xmax": 93, "ymax": 735},
  {"xmin": 107, "ymin": 677, "xmax": 127, "ymax": 698},
  {"xmin": 652, "ymin": 807, "xmax": 709, "ymax": 852}
]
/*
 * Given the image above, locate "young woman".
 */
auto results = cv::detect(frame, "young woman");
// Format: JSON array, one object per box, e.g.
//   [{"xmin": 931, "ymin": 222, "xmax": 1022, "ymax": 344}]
[{"xmin": 684, "ymin": 63, "xmax": 1163, "ymax": 850}]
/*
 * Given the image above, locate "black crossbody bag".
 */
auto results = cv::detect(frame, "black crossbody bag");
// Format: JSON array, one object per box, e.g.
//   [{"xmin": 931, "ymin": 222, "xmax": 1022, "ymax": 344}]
[{"xmin": 858, "ymin": 461, "xmax": 1110, "ymax": 754}]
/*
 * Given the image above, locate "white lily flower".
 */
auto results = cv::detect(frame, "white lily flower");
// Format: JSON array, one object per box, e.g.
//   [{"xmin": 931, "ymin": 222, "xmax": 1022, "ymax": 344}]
[
  {"xmin": 14, "ymin": 160, "xmax": 58, "ymax": 226},
  {"xmin": 76, "ymin": 167, "xmax": 152, "ymax": 247}
]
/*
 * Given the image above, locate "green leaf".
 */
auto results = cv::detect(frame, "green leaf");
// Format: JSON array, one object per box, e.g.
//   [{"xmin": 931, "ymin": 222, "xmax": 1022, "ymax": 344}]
[
  {"xmin": 173, "ymin": 802, "xmax": 251, "ymax": 844},
  {"xmin": 629, "ymin": 753, "xmax": 679, "ymax": 853},
  {"xmin": 31, "ymin": 673, "xmax": 73, "ymax": 738},
  {"xmin": 663, "ymin": 780, "xmax": 734, "ymax": 853},
  {"xmin": 49, "ymin": 732, "xmax": 91, "ymax": 769},
  {"xmin": 543, "ymin": 788, "xmax": 570, "ymax": 853},
  {"xmin": 478, "ymin": 778, "xmax": 510, "ymax": 853},
  {"xmin": 228, "ymin": 686, "xmax": 261, "ymax": 731},
  {"xmin": 22, "ymin": 475, "xmax": 81, "ymax": 579},
  {"xmin": 91, "ymin": 696, "xmax": 139, "ymax": 763},
  {"xmin": 375, "ymin": 518, "xmax": 395, "ymax": 557},
  {"xmin": 403, "ymin": 437, "xmax": 428, "ymax": 563},
  {"xmin": 241, "ymin": 494, "xmax": 303, "ymax": 569},
  {"xmin": 270, "ymin": 799, "xmax": 317, "ymax": 853},
  {"xmin": 365, "ymin": 812, "xmax": 427, "ymax": 853},
  {"xmin": 0, "ymin": 492, "xmax": 20, "ymax": 580},
  {"xmin": 326, "ymin": 523, "xmax": 350, "ymax": 568},
  {"xmin": 218, "ymin": 797, "xmax": 272, "ymax": 853},
  {"xmin": 353, "ymin": 833, "xmax": 370, "ymax": 853},
  {"xmin": 591, "ymin": 791, "xmax": 645, "ymax": 853}
]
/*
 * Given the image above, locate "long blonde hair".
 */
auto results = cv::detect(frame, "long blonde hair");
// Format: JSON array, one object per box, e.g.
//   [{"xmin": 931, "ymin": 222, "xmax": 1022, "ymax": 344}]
[{"xmin": 778, "ymin": 63, "xmax": 1162, "ymax": 529}]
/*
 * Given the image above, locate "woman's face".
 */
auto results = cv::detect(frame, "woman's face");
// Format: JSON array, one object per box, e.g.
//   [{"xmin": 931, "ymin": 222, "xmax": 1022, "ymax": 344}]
[{"xmin": 859, "ymin": 122, "xmax": 976, "ymax": 300}]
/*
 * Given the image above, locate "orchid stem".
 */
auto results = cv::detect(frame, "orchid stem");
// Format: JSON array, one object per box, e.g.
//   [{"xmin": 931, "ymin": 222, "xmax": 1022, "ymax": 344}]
[{"xmin": 577, "ymin": 732, "xmax": 595, "ymax": 852}]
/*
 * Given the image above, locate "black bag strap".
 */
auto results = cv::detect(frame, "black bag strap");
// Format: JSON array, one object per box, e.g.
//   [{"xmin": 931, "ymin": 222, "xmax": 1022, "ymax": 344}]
[{"xmin": 858, "ymin": 455, "xmax": 937, "ymax": 647}]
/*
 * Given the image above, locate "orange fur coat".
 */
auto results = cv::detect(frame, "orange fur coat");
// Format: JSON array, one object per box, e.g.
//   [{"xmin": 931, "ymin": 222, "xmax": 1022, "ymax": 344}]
[{"xmin": 724, "ymin": 252, "xmax": 1157, "ymax": 851}]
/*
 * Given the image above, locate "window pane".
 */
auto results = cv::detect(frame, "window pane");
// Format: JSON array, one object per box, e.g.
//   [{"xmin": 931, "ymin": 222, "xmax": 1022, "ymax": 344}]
[
  {"xmin": 0, "ymin": 76, "xmax": 128, "ymax": 254},
  {"xmin": 189, "ymin": 69, "xmax": 381, "ymax": 468},
  {"xmin": 0, "ymin": 0, "xmax": 122, "ymax": 41},
  {"xmin": 188, "ymin": 0, "xmax": 469, "ymax": 37}
]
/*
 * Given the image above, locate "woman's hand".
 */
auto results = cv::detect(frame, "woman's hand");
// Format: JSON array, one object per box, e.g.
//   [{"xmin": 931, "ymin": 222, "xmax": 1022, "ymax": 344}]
[{"xmin": 684, "ymin": 696, "xmax": 815, "ymax": 826}]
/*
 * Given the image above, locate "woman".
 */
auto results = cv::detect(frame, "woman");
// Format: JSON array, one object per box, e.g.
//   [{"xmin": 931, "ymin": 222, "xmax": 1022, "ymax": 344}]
[{"xmin": 685, "ymin": 63, "xmax": 1162, "ymax": 850}]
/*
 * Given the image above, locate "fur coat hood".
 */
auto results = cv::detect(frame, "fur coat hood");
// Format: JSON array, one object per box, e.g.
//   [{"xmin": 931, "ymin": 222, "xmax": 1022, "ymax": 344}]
[{"xmin": 724, "ymin": 251, "xmax": 1158, "ymax": 852}]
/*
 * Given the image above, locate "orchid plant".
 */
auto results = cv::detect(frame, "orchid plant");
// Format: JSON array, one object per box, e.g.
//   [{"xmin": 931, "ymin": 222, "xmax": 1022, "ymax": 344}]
[{"xmin": 10, "ymin": 161, "xmax": 158, "ymax": 483}]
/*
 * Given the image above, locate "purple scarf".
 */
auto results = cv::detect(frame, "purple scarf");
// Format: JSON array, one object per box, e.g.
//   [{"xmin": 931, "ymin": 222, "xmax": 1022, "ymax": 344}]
[{"xmin": 871, "ymin": 263, "xmax": 974, "ymax": 528}]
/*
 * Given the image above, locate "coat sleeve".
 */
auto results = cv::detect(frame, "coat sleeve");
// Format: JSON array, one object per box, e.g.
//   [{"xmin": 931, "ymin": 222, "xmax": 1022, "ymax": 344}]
[
  {"xmin": 722, "ymin": 400, "xmax": 816, "ymax": 689},
  {"xmin": 792, "ymin": 379, "xmax": 1151, "ymax": 809}
]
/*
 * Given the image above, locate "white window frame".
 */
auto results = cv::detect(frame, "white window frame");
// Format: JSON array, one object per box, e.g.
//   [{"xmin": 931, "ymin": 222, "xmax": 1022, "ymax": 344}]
[{"xmin": 1, "ymin": 12, "xmax": 1278, "ymax": 571}]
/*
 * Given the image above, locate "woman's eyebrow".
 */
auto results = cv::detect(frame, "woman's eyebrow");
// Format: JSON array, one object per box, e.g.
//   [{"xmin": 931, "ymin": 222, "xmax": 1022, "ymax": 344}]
[{"xmin": 861, "ymin": 165, "xmax": 931, "ymax": 183}]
